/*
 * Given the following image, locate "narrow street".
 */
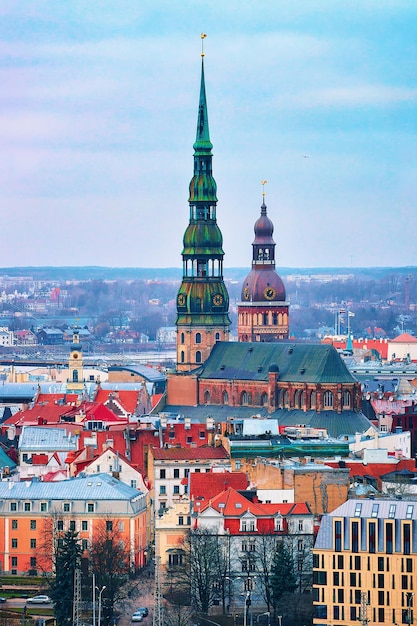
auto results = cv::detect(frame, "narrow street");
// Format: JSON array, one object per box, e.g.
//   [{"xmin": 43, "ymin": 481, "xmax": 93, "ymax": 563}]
[{"xmin": 116, "ymin": 573, "xmax": 155, "ymax": 626}]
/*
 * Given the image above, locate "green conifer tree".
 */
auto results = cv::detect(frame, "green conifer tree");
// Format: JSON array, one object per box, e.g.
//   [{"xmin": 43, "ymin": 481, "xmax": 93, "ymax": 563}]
[{"xmin": 270, "ymin": 541, "xmax": 297, "ymax": 609}]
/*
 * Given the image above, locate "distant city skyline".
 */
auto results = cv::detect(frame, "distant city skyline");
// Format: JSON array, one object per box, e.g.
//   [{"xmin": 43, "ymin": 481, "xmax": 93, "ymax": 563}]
[{"xmin": 1, "ymin": 2, "xmax": 416, "ymax": 269}]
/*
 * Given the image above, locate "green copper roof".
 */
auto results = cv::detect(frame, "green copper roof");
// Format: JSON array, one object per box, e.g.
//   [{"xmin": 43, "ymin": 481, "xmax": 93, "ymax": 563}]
[
  {"xmin": 199, "ymin": 341, "xmax": 356, "ymax": 384},
  {"xmin": 193, "ymin": 60, "xmax": 213, "ymax": 154}
]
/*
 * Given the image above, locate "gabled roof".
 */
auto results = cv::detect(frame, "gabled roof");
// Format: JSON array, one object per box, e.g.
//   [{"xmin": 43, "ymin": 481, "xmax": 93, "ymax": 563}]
[
  {"xmin": 152, "ymin": 445, "xmax": 229, "ymax": 461},
  {"xmin": 62, "ymin": 401, "xmax": 127, "ymax": 423},
  {"xmin": 198, "ymin": 486, "xmax": 310, "ymax": 518},
  {"xmin": 95, "ymin": 389, "xmax": 139, "ymax": 414},
  {"xmin": 198, "ymin": 341, "xmax": 355, "ymax": 383},
  {"xmin": 390, "ymin": 332, "xmax": 417, "ymax": 343}
]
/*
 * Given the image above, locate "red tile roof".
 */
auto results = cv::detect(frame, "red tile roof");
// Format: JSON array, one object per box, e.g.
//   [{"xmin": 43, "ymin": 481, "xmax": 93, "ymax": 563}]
[
  {"xmin": 94, "ymin": 389, "xmax": 140, "ymax": 414},
  {"xmin": 152, "ymin": 445, "xmax": 229, "ymax": 461},
  {"xmin": 391, "ymin": 332, "xmax": 417, "ymax": 343},
  {"xmin": 190, "ymin": 471, "xmax": 248, "ymax": 502}
]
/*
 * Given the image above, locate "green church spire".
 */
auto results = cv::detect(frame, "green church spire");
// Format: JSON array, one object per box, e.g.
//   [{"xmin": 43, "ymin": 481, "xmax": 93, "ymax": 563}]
[
  {"xmin": 193, "ymin": 59, "xmax": 213, "ymax": 153},
  {"xmin": 176, "ymin": 39, "xmax": 231, "ymax": 372}
]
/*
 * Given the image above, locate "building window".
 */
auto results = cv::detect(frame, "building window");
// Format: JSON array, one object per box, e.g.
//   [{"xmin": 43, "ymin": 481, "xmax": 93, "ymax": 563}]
[
  {"xmin": 24, "ymin": 502, "xmax": 31, "ymax": 512},
  {"xmin": 82, "ymin": 539, "xmax": 88, "ymax": 551},
  {"xmin": 222, "ymin": 390, "xmax": 229, "ymax": 404},
  {"xmin": 12, "ymin": 539, "xmax": 18, "ymax": 548},
  {"xmin": 40, "ymin": 502, "xmax": 48, "ymax": 512},
  {"xmin": 30, "ymin": 520, "xmax": 36, "ymax": 530},
  {"xmin": 343, "ymin": 390, "xmax": 351, "ymax": 408},
  {"xmin": 196, "ymin": 351, "xmax": 202, "ymax": 363},
  {"xmin": 30, "ymin": 539, "xmax": 36, "ymax": 549},
  {"xmin": 261, "ymin": 392, "xmax": 268, "ymax": 406},
  {"xmin": 30, "ymin": 557, "xmax": 37, "ymax": 567},
  {"xmin": 12, "ymin": 520, "xmax": 18, "ymax": 530},
  {"xmin": 404, "ymin": 524, "xmax": 411, "ymax": 555},
  {"xmin": 106, "ymin": 521, "xmax": 113, "ymax": 532},
  {"xmin": 204, "ymin": 390, "xmax": 210, "ymax": 404},
  {"xmin": 160, "ymin": 469, "xmax": 166, "ymax": 479},
  {"xmin": 69, "ymin": 521, "xmax": 76, "ymax": 531},
  {"xmin": 181, "ymin": 333, "xmax": 185, "ymax": 344},
  {"xmin": 195, "ymin": 332, "xmax": 202, "ymax": 344},
  {"xmin": 160, "ymin": 486, "xmax": 166, "ymax": 495},
  {"xmin": 241, "ymin": 391, "xmax": 249, "ymax": 406},
  {"xmin": 11, "ymin": 557, "xmax": 17, "ymax": 567},
  {"xmin": 174, "ymin": 468, "xmax": 180, "ymax": 478},
  {"xmin": 323, "ymin": 390, "xmax": 333, "ymax": 407},
  {"xmin": 240, "ymin": 518, "xmax": 256, "ymax": 532},
  {"xmin": 386, "ymin": 523, "xmax": 393, "ymax": 554},
  {"xmin": 352, "ymin": 521, "xmax": 359, "ymax": 553},
  {"xmin": 335, "ymin": 520, "xmax": 342, "ymax": 551},
  {"xmin": 199, "ymin": 430, "xmax": 205, "ymax": 439},
  {"xmin": 298, "ymin": 520, "xmax": 304, "ymax": 531},
  {"xmin": 215, "ymin": 332, "xmax": 220, "ymax": 341},
  {"xmin": 57, "ymin": 520, "xmax": 64, "ymax": 531},
  {"xmin": 389, "ymin": 505, "xmax": 396, "ymax": 519},
  {"xmin": 372, "ymin": 504, "xmax": 379, "ymax": 518},
  {"xmin": 82, "ymin": 521, "xmax": 88, "ymax": 531},
  {"xmin": 354, "ymin": 503, "xmax": 362, "ymax": 517},
  {"xmin": 131, "ymin": 480, "xmax": 137, "ymax": 489},
  {"xmin": 87, "ymin": 503, "xmax": 95, "ymax": 513},
  {"xmin": 369, "ymin": 522, "xmax": 376, "ymax": 553},
  {"xmin": 173, "ymin": 485, "xmax": 180, "ymax": 495},
  {"xmin": 179, "ymin": 516, "xmax": 184, "ymax": 526},
  {"xmin": 181, "ymin": 351, "xmax": 185, "ymax": 363},
  {"xmin": 168, "ymin": 553, "xmax": 183, "ymax": 566},
  {"xmin": 63, "ymin": 503, "xmax": 71, "ymax": 512},
  {"xmin": 406, "ymin": 505, "xmax": 414, "ymax": 520}
]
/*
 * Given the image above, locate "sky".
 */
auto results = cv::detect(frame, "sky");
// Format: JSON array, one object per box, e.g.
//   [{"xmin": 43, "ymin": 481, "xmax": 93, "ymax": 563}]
[{"xmin": 1, "ymin": 1, "xmax": 416, "ymax": 270}]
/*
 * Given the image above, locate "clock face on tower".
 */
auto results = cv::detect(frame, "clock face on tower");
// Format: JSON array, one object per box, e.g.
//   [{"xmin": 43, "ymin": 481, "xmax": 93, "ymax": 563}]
[
  {"xmin": 264, "ymin": 287, "xmax": 277, "ymax": 300},
  {"xmin": 212, "ymin": 293, "xmax": 224, "ymax": 306},
  {"xmin": 177, "ymin": 293, "xmax": 186, "ymax": 306},
  {"xmin": 72, "ymin": 353, "xmax": 79, "ymax": 359}
]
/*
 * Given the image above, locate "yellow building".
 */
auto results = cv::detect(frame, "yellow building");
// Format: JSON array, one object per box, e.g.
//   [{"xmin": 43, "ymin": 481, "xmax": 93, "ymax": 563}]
[{"xmin": 313, "ymin": 498, "xmax": 416, "ymax": 626}]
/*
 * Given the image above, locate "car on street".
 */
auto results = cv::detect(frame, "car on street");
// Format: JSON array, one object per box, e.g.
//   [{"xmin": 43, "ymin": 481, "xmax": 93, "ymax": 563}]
[
  {"xmin": 131, "ymin": 612, "xmax": 144, "ymax": 622},
  {"xmin": 26, "ymin": 595, "xmax": 52, "ymax": 604},
  {"xmin": 135, "ymin": 608, "xmax": 148, "ymax": 617},
  {"xmin": 0, "ymin": 597, "xmax": 6, "ymax": 604}
]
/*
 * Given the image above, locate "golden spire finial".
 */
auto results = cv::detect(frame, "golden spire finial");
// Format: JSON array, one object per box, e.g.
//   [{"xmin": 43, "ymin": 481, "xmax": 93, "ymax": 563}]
[
  {"xmin": 261, "ymin": 179, "xmax": 268, "ymax": 199},
  {"xmin": 201, "ymin": 33, "xmax": 207, "ymax": 57}
]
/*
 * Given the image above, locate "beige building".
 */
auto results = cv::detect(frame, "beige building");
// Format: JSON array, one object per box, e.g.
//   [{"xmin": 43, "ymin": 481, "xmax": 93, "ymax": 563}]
[{"xmin": 313, "ymin": 498, "xmax": 416, "ymax": 626}]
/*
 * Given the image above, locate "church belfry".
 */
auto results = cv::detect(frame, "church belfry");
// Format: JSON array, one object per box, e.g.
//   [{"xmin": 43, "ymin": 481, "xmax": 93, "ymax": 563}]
[
  {"xmin": 238, "ymin": 183, "xmax": 289, "ymax": 342},
  {"xmin": 67, "ymin": 326, "xmax": 85, "ymax": 393},
  {"xmin": 176, "ymin": 42, "xmax": 231, "ymax": 371}
]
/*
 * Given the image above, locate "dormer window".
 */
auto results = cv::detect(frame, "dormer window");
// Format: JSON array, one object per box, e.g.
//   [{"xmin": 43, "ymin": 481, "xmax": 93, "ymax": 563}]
[{"xmin": 240, "ymin": 515, "xmax": 256, "ymax": 532}]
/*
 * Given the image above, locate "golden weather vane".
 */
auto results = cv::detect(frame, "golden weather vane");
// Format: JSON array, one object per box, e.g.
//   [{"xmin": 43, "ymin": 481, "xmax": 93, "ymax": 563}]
[
  {"xmin": 201, "ymin": 33, "xmax": 207, "ymax": 57},
  {"xmin": 261, "ymin": 179, "xmax": 268, "ymax": 199}
]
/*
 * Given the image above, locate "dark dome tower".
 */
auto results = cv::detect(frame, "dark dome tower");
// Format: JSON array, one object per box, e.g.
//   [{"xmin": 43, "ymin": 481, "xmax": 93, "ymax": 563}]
[
  {"xmin": 176, "ymin": 52, "xmax": 231, "ymax": 371},
  {"xmin": 238, "ymin": 188, "xmax": 289, "ymax": 342}
]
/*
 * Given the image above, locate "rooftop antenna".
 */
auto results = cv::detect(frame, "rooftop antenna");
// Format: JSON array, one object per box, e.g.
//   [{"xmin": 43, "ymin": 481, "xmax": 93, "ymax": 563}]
[{"xmin": 201, "ymin": 32, "xmax": 207, "ymax": 57}]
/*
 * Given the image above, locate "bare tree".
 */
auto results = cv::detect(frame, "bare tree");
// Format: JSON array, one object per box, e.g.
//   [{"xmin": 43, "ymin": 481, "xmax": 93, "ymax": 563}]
[
  {"xmin": 89, "ymin": 516, "xmax": 131, "ymax": 626},
  {"xmin": 180, "ymin": 528, "xmax": 229, "ymax": 614}
]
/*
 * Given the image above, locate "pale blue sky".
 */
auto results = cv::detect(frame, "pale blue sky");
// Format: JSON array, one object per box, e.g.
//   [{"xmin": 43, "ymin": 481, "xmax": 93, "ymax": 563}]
[{"xmin": 1, "ymin": 1, "xmax": 416, "ymax": 269}]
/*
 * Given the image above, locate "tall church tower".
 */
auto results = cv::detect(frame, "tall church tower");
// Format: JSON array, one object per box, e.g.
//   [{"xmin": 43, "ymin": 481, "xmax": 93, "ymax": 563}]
[
  {"xmin": 238, "ymin": 186, "xmax": 289, "ymax": 342},
  {"xmin": 176, "ymin": 48, "xmax": 231, "ymax": 372},
  {"xmin": 67, "ymin": 326, "xmax": 85, "ymax": 393}
]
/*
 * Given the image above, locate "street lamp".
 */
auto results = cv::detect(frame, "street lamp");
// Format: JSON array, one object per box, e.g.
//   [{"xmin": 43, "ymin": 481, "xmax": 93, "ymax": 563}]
[
  {"xmin": 407, "ymin": 592, "xmax": 415, "ymax": 626},
  {"xmin": 257, "ymin": 612, "xmax": 270, "ymax": 626},
  {"xmin": 278, "ymin": 616, "xmax": 283, "ymax": 626},
  {"xmin": 96, "ymin": 585, "xmax": 106, "ymax": 626}
]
